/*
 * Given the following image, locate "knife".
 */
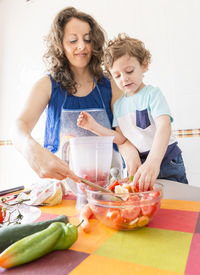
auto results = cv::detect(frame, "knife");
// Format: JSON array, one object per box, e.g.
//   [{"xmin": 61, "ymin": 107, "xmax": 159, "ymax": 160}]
[
  {"xmin": 0, "ymin": 186, "xmax": 25, "ymax": 196},
  {"xmin": 79, "ymin": 177, "xmax": 123, "ymax": 201}
]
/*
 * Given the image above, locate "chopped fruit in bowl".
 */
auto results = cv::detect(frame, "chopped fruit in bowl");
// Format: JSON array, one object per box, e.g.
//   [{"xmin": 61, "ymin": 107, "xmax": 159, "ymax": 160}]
[{"xmin": 86, "ymin": 182, "xmax": 163, "ymax": 231}]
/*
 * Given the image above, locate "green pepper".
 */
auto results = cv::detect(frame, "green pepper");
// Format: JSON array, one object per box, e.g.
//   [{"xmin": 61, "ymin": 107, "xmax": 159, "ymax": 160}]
[
  {"xmin": 54, "ymin": 222, "xmax": 78, "ymax": 250},
  {"xmin": 0, "ymin": 222, "xmax": 78, "ymax": 269},
  {"xmin": 129, "ymin": 175, "xmax": 134, "ymax": 181}
]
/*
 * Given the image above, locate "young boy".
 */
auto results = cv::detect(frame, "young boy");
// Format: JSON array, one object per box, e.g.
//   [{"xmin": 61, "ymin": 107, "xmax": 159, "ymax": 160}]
[{"xmin": 77, "ymin": 33, "xmax": 188, "ymax": 191}]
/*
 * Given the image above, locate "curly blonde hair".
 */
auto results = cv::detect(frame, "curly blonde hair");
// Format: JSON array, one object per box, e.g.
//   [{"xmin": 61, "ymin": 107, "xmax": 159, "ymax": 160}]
[
  {"xmin": 104, "ymin": 33, "xmax": 151, "ymax": 74},
  {"xmin": 43, "ymin": 7, "xmax": 106, "ymax": 94}
]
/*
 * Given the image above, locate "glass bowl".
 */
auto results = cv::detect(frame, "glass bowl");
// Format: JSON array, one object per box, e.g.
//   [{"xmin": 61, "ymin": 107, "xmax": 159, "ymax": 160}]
[{"xmin": 86, "ymin": 182, "xmax": 163, "ymax": 230}]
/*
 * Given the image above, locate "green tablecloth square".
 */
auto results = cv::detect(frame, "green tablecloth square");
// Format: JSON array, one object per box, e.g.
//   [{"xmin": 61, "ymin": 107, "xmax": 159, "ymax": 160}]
[{"xmin": 94, "ymin": 227, "xmax": 192, "ymax": 273}]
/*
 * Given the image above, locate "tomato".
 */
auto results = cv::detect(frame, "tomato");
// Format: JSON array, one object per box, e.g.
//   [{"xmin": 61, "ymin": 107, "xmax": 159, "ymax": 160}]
[
  {"xmin": 113, "ymin": 214, "xmax": 128, "ymax": 227},
  {"xmin": 121, "ymin": 206, "xmax": 140, "ymax": 221},
  {"xmin": 105, "ymin": 208, "xmax": 127, "ymax": 229},
  {"xmin": 134, "ymin": 182, "xmax": 153, "ymax": 192},
  {"xmin": 123, "ymin": 184, "xmax": 133, "ymax": 193},
  {"xmin": 106, "ymin": 209, "xmax": 120, "ymax": 220},
  {"xmin": 149, "ymin": 202, "xmax": 161, "ymax": 218},
  {"xmin": 140, "ymin": 194, "xmax": 151, "ymax": 215},
  {"xmin": 0, "ymin": 205, "xmax": 5, "ymax": 224},
  {"xmin": 81, "ymin": 170, "xmax": 108, "ymax": 183},
  {"xmin": 141, "ymin": 204, "xmax": 153, "ymax": 216},
  {"xmin": 140, "ymin": 188, "xmax": 161, "ymax": 218},
  {"xmin": 91, "ymin": 205, "xmax": 108, "ymax": 216},
  {"xmin": 133, "ymin": 182, "xmax": 139, "ymax": 192},
  {"xmin": 141, "ymin": 191, "xmax": 160, "ymax": 216},
  {"xmin": 126, "ymin": 194, "xmax": 140, "ymax": 202},
  {"xmin": 107, "ymin": 180, "xmax": 120, "ymax": 191},
  {"xmin": 122, "ymin": 195, "xmax": 140, "ymax": 219},
  {"xmin": 151, "ymin": 191, "xmax": 160, "ymax": 198}
]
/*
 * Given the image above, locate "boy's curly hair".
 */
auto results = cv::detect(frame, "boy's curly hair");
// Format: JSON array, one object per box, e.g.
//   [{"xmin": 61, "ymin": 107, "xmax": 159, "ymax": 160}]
[
  {"xmin": 43, "ymin": 7, "xmax": 106, "ymax": 94},
  {"xmin": 104, "ymin": 33, "xmax": 151, "ymax": 74}
]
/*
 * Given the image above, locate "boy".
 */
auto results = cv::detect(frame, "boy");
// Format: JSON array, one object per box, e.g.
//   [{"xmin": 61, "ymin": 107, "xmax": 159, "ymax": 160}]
[{"xmin": 77, "ymin": 33, "xmax": 188, "ymax": 191}]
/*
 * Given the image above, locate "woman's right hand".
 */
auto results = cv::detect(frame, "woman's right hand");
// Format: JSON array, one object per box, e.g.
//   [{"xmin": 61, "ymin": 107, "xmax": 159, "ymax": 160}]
[
  {"xmin": 26, "ymin": 140, "xmax": 79, "ymax": 181},
  {"xmin": 12, "ymin": 76, "xmax": 79, "ymax": 182}
]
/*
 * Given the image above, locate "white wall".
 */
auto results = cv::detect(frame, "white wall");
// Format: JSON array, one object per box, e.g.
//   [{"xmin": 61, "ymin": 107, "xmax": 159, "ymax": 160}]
[
  {"xmin": 0, "ymin": 0, "xmax": 200, "ymax": 188},
  {"xmin": 177, "ymin": 137, "xmax": 200, "ymax": 186}
]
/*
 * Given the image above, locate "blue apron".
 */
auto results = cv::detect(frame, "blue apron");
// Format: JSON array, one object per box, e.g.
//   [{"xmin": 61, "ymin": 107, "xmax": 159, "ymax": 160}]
[
  {"xmin": 60, "ymin": 80, "xmax": 111, "ymax": 137},
  {"xmin": 60, "ymin": 80, "xmax": 112, "ymax": 160}
]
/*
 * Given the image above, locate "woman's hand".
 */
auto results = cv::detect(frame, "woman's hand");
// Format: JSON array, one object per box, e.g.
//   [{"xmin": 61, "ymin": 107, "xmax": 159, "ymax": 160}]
[
  {"xmin": 25, "ymin": 140, "xmax": 79, "ymax": 181},
  {"xmin": 12, "ymin": 76, "xmax": 79, "ymax": 182}
]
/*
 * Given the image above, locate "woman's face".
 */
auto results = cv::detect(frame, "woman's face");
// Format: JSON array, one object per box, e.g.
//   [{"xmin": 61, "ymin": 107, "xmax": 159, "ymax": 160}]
[{"xmin": 63, "ymin": 18, "xmax": 92, "ymax": 70}]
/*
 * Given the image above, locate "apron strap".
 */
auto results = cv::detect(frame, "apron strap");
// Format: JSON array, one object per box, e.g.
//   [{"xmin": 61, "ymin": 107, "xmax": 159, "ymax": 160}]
[{"xmin": 94, "ymin": 79, "xmax": 106, "ymax": 110}]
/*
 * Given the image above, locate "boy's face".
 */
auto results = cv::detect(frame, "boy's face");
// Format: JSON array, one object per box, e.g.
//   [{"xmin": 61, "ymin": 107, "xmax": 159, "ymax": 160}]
[{"xmin": 110, "ymin": 54, "xmax": 148, "ymax": 96}]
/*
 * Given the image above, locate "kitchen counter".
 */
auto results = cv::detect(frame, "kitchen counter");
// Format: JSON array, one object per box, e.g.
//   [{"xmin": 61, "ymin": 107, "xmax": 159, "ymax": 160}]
[{"xmin": 159, "ymin": 179, "xmax": 200, "ymax": 201}]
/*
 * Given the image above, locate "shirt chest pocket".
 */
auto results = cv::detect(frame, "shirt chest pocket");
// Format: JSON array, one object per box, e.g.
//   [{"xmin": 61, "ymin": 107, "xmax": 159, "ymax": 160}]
[{"xmin": 136, "ymin": 109, "xmax": 151, "ymax": 129}]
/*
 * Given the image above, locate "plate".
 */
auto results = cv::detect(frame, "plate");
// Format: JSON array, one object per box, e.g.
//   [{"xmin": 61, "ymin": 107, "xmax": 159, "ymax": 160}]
[{"xmin": 1, "ymin": 204, "xmax": 41, "ymax": 226}]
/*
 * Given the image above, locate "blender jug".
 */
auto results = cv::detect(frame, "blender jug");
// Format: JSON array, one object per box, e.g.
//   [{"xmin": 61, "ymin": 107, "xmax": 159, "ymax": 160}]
[{"xmin": 63, "ymin": 136, "xmax": 114, "ymax": 209}]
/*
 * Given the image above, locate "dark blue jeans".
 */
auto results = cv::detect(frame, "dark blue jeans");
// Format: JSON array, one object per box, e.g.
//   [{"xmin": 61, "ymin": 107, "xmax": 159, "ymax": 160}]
[
  {"xmin": 140, "ymin": 153, "xmax": 188, "ymax": 184},
  {"xmin": 158, "ymin": 153, "xmax": 188, "ymax": 184}
]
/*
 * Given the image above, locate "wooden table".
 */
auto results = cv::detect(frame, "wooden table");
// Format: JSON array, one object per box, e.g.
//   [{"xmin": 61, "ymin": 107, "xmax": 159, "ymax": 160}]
[{"xmin": 0, "ymin": 181, "xmax": 200, "ymax": 275}]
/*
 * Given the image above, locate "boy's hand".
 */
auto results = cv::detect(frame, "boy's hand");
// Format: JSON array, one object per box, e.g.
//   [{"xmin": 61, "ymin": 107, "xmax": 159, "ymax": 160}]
[
  {"xmin": 118, "ymin": 140, "xmax": 141, "ymax": 177},
  {"xmin": 126, "ymin": 154, "xmax": 141, "ymax": 178},
  {"xmin": 132, "ymin": 161, "xmax": 160, "ymax": 191},
  {"xmin": 77, "ymin": 111, "xmax": 95, "ymax": 131}
]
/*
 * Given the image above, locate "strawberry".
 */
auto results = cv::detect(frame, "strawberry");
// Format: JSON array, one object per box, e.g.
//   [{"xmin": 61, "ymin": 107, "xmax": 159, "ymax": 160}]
[{"xmin": 0, "ymin": 205, "xmax": 5, "ymax": 224}]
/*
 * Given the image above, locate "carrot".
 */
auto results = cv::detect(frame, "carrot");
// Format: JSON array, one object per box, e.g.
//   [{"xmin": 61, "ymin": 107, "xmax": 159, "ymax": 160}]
[{"xmin": 79, "ymin": 204, "xmax": 93, "ymax": 233}]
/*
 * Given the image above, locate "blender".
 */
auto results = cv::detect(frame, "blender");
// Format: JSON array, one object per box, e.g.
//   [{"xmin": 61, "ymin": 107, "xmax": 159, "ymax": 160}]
[{"xmin": 62, "ymin": 136, "xmax": 114, "ymax": 209}]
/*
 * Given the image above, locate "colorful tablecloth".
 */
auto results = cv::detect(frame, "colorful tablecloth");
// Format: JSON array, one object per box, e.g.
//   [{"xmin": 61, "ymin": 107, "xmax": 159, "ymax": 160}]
[{"xmin": 1, "ymin": 193, "xmax": 200, "ymax": 275}]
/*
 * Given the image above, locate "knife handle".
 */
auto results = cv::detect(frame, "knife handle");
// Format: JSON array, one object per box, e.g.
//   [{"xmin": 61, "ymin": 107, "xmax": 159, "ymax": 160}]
[{"xmin": 0, "ymin": 186, "xmax": 25, "ymax": 196}]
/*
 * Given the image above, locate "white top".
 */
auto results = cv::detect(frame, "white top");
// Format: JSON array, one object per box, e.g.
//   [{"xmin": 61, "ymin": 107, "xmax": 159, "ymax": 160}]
[{"xmin": 113, "ymin": 85, "xmax": 177, "ymax": 153}]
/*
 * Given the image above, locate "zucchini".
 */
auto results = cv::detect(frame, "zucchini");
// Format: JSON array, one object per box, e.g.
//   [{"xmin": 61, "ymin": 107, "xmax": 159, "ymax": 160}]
[{"xmin": 0, "ymin": 215, "xmax": 68, "ymax": 253}]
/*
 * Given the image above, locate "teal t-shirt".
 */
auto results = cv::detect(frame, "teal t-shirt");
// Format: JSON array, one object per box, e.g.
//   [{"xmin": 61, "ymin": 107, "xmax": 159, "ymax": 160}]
[{"xmin": 113, "ymin": 85, "xmax": 175, "ymax": 153}]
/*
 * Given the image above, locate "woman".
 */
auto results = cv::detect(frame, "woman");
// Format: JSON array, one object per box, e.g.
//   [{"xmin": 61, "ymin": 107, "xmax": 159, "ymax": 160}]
[{"xmin": 12, "ymin": 7, "xmax": 137, "ymax": 182}]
